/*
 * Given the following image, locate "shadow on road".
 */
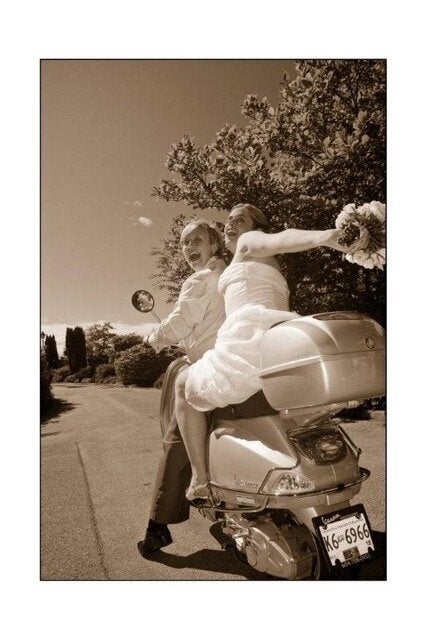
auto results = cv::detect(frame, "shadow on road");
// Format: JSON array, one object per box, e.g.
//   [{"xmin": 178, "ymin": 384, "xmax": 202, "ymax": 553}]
[
  {"xmin": 41, "ymin": 397, "xmax": 77, "ymax": 425},
  {"xmin": 143, "ymin": 526, "xmax": 385, "ymax": 581},
  {"xmin": 142, "ymin": 546, "xmax": 272, "ymax": 580}
]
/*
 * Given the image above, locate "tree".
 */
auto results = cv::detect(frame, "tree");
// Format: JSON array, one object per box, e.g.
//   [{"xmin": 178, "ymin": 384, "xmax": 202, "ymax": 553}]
[
  {"xmin": 65, "ymin": 326, "xmax": 87, "ymax": 373},
  {"xmin": 65, "ymin": 328, "xmax": 73, "ymax": 370},
  {"xmin": 44, "ymin": 334, "xmax": 60, "ymax": 369},
  {"xmin": 40, "ymin": 353, "xmax": 53, "ymax": 415},
  {"xmin": 73, "ymin": 327, "xmax": 87, "ymax": 371},
  {"xmin": 151, "ymin": 60, "xmax": 385, "ymax": 323},
  {"xmin": 86, "ymin": 322, "xmax": 117, "ymax": 366}
]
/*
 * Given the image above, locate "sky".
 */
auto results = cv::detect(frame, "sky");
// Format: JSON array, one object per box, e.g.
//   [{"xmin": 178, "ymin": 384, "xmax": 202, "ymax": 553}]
[{"xmin": 41, "ymin": 60, "xmax": 296, "ymax": 353}]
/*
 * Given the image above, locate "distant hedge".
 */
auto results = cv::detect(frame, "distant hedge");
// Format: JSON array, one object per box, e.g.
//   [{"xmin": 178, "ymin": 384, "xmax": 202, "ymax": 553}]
[
  {"xmin": 51, "ymin": 365, "xmax": 71, "ymax": 383},
  {"xmin": 94, "ymin": 363, "xmax": 116, "ymax": 383}
]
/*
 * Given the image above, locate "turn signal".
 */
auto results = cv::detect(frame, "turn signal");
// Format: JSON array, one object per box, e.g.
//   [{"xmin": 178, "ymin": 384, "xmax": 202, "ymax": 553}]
[{"xmin": 261, "ymin": 470, "xmax": 314, "ymax": 495}]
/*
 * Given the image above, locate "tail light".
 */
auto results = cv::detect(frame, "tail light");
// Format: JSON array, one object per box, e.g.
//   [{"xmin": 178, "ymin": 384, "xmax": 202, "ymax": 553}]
[
  {"xmin": 288, "ymin": 426, "xmax": 347, "ymax": 464},
  {"xmin": 261, "ymin": 470, "xmax": 315, "ymax": 495}
]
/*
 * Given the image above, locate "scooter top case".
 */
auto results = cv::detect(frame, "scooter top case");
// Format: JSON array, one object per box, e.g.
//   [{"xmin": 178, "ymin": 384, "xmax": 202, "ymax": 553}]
[{"xmin": 259, "ymin": 311, "xmax": 385, "ymax": 413}]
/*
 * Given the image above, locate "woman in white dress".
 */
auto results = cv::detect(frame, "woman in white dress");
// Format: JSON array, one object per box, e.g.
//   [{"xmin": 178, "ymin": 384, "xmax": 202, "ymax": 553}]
[{"xmin": 175, "ymin": 203, "xmax": 365, "ymax": 500}]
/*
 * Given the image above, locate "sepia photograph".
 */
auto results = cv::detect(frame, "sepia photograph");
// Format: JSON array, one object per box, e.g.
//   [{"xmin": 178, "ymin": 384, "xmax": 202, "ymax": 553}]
[{"xmin": 41, "ymin": 59, "xmax": 386, "ymax": 581}]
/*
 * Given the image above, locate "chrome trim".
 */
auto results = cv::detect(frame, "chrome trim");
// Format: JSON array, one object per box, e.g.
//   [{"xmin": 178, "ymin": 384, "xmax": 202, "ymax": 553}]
[
  {"xmin": 209, "ymin": 468, "xmax": 370, "ymax": 504},
  {"xmin": 338, "ymin": 425, "xmax": 362, "ymax": 461},
  {"xmin": 199, "ymin": 502, "xmax": 268, "ymax": 515},
  {"xmin": 202, "ymin": 484, "xmax": 269, "ymax": 514}
]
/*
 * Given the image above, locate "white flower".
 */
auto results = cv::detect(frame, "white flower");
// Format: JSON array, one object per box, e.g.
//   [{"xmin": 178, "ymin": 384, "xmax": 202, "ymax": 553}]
[
  {"xmin": 357, "ymin": 203, "xmax": 371, "ymax": 216},
  {"xmin": 372, "ymin": 251, "xmax": 385, "ymax": 271},
  {"xmin": 336, "ymin": 211, "xmax": 351, "ymax": 228},
  {"xmin": 368, "ymin": 201, "xmax": 386, "ymax": 222},
  {"xmin": 336, "ymin": 214, "xmax": 346, "ymax": 228},
  {"xmin": 345, "ymin": 253, "xmax": 354, "ymax": 263},
  {"xmin": 364, "ymin": 258, "xmax": 375, "ymax": 269},
  {"xmin": 353, "ymin": 250, "xmax": 367, "ymax": 262},
  {"xmin": 335, "ymin": 203, "xmax": 357, "ymax": 228},
  {"xmin": 371, "ymin": 253, "xmax": 381, "ymax": 268},
  {"xmin": 342, "ymin": 203, "xmax": 357, "ymax": 215}
]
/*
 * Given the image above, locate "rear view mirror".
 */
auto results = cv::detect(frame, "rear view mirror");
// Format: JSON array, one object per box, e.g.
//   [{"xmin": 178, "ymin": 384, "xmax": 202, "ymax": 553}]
[
  {"xmin": 131, "ymin": 289, "xmax": 161, "ymax": 322},
  {"xmin": 132, "ymin": 289, "xmax": 155, "ymax": 313}
]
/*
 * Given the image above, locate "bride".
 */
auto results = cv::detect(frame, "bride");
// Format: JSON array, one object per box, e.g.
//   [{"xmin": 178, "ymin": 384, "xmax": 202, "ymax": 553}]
[{"xmin": 175, "ymin": 203, "xmax": 366, "ymax": 500}]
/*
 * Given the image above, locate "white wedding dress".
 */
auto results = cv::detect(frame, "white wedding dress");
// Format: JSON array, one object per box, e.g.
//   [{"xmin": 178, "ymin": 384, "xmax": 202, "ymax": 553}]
[{"xmin": 185, "ymin": 261, "xmax": 299, "ymax": 411}]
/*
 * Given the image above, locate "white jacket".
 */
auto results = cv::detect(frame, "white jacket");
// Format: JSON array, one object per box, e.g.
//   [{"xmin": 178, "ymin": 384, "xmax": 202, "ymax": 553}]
[{"xmin": 147, "ymin": 256, "xmax": 226, "ymax": 363}]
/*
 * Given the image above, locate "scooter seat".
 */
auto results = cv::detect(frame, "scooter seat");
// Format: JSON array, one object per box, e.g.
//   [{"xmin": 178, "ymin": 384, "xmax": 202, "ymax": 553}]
[{"xmin": 211, "ymin": 390, "xmax": 278, "ymax": 421}]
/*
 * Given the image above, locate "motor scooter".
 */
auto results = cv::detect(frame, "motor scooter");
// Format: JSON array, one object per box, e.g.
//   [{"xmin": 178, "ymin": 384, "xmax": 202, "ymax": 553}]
[{"xmin": 133, "ymin": 290, "xmax": 385, "ymax": 580}]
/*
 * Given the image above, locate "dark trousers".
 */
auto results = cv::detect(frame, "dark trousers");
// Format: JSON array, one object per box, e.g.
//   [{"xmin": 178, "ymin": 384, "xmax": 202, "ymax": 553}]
[{"xmin": 149, "ymin": 358, "xmax": 192, "ymax": 525}]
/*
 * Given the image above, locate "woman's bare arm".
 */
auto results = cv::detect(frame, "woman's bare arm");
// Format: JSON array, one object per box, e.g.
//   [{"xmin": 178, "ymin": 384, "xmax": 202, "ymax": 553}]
[{"xmin": 235, "ymin": 228, "xmax": 346, "ymax": 260}]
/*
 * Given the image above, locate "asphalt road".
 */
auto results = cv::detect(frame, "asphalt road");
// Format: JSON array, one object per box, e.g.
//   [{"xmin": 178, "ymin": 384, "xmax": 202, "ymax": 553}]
[{"xmin": 41, "ymin": 383, "xmax": 385, "ymax": 581}]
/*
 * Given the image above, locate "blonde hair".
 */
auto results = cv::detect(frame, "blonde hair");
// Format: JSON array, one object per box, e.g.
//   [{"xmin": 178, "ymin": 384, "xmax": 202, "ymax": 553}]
[
  {"xmin": 180, "ymin": 219, "xmax": 223, "ymax": 256},
  {"xmin": 230, "ymin": 203, "xmax": 269, "ymax": 231}
]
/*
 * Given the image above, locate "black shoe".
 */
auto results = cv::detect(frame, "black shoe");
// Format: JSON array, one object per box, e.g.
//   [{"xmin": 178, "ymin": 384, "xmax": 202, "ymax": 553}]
[{"xmin": 137, "ymin": 524, "xmax": 173, "ymax": 557}]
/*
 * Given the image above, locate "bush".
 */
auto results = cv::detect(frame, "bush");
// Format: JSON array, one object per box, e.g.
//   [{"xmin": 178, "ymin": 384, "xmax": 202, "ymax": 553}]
[
  {"xmin": 115, "ymin": 345, "xmax": 174, "ymax": 387},
  {"xmin": 51, "ymin": 365, "xmax": 71, "ymax": 382},
  {"xmin": 41, "ymin": 357, "xmax": 53, "ymax": 416},
  {"xmin": 95, "ymin": 363, "xmax": 116, "ymax": 383},
  {"xmin": 112, "ymin": 333, "xmax": 144, "ymax": 356},
  {"xmin": 74, "ymin": 365, "xmax": 95, "ymax": 382},
  {"xmin": 64, "ymin": 374, "xmax": 78, "ymax": 382}
]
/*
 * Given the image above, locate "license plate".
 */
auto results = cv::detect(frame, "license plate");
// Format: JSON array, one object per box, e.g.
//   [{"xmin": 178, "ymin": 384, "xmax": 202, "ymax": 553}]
[{"xmin": 312, "ymin": 504, "xmax": 375, "ymax": 569}]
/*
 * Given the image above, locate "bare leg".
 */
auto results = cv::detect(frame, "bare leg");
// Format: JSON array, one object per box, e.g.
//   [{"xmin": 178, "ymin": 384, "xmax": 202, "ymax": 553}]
[{"xmin": 175, "ymin": 367, "xmax": 209, "ymax": 497}]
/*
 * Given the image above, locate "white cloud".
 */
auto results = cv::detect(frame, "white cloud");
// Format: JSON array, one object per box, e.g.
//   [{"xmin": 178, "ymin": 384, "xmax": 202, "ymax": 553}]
[
  {"xmin": 137, "ymin": 216, "xmax": 153, "ymax": 227},
  {"xmin": 124, "ymin": 200, "xmax": 143, "ymax": 207}
]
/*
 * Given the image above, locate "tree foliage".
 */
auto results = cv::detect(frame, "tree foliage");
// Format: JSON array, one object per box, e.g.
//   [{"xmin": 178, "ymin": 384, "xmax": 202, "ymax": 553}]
[
  {"xmin": 112, "ymin": 333, "xmax": 144, "ymax": 355},
  {"xmin": 40, "ymin": 354, "xmax": 53, "ymax": 415},
  {"xmin": 85, "ymin": 322, "xmax": 117, "ymax": 366},
  {"xmin": 152, "ymin": 60, "xmax": 385, "ymax": 323},
  {"xmin": 65, "ymin": 326, "xmax": 87, "ymax": 373},
  {"xmin": 44, "ymin": 334, "xmax": 60, "ymax": 369},
  {"xmin": 150, "ymin": 214, "xmax": 195, "ymax": 303}
]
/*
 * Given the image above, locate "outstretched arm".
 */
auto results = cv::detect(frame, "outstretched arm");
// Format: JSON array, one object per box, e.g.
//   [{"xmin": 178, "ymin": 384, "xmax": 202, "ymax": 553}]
[{"xmin": 235, "ymin": 228, "xmax": 354, "ymax": 260}]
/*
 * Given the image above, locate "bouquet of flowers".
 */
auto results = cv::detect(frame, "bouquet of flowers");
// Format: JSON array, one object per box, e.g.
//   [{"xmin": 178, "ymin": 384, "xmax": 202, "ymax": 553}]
[{"xmin": 336, "ymin": 201, "xmax": 386, "ymax": 270}]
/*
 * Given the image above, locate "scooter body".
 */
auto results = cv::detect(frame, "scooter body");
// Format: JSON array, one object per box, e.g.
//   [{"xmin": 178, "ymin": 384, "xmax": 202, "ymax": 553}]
[{"xmin": 197, "ymin": 312, "xmax": 385, "ymax": 580}]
